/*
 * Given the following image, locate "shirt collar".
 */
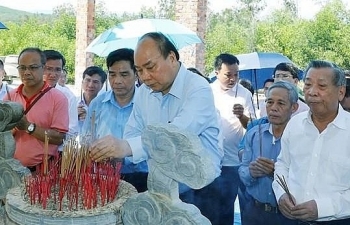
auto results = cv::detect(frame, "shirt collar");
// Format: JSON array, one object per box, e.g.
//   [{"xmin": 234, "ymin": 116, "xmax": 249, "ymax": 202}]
[
  {"xmin": 16, "ymin": 81, "xmax": 49, "ymax": 95},
  {"xmin": 102, "ymin": 88, "xmax": 137, "ymax": 108},
  {"xmin": 149, "ymin": 63, "xmax": 185, "ymax": 99},
  {"xmin": 305, "ymin": 104, "xmax": 347, "ymax": 130}
]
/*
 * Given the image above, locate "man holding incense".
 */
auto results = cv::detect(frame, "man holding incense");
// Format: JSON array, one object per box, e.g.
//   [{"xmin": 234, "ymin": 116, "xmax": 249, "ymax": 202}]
[
  {"xmin": 82, "ymin": 48, "xmax": 148, "ymax": 192},
  {"xmin": 239, "ymin": 81, "xmax": 298, "ymax": 225},
  {"xmin": 273, "ymin": 60, "xmax": 350, "ymax": 224},
  {"xmin": 89, "ymin": 32, "xmax": 222, "ymax": 224},
  {"xmin": 4, "ymin": 47, "xmax": 68, "ymax": 168}
]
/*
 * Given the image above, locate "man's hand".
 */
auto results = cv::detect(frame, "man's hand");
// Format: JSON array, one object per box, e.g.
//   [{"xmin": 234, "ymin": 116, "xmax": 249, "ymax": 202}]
[
  {"xmin": 291, "ymin": 200, "xmax": 318, "ymax": 221},
  {"xmin": 233, "ymin": 104, "xmax": 244, "ymax": 118},
  {"xmin": 278, "ymin": 193, "xmax": 297, "ymax": 219},
  {"xmin": 15, "ymin": 115, "xmax": 30, "ymax": 131},
  {"xmin": 89, "ymin": 135, "xmax": 132, "ymax": 162},
  {"xmin": 249, "ymin": 157, "xmax": 274, "ymax": 178},
  {"xmin": 78, "ymin": 104, "xmax": 87, "ymax": 121}
]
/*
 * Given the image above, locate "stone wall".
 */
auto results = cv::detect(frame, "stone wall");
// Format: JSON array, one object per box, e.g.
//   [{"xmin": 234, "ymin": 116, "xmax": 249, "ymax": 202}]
[
  {"xmin": 175, "ymin": 0, "xmax": 207, "ymax": 74},
  {"xmin": 74, "ymin": 0, "xmax": 95, "ymax": 90}
]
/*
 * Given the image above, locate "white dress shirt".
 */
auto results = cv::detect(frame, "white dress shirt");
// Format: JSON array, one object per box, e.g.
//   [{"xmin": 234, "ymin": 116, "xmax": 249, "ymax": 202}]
[
  {"xmin": 56, "ymin": 84, "xmax": 79, "ymax": 136},
  {"xmin": 211, "ymin": 81, "xmax": 256, "ymax": 166},
  {"xmin": 273, "ymin": 106, "xmax": 350, "ymax": 221},
  {"xmin": 0, "ymin": 83, "xmax": 12, "ymax": 100}
]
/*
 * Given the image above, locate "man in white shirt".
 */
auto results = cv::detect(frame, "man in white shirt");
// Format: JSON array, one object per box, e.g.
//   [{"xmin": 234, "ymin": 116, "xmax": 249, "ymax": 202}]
[
  {"xmin": 43, "ymin": 50, "xmax": 79, "ymax": 138},
  {"xmin": 0, "ymin": 59, "xmax": 12, "ymax": 100},
  {"xmin": 210, "ymin": 53, "xmax": 256, "ymax": 225},
  {"xmin": 272, "ymin": 60, "xmax": 350, "ymax": 224}
]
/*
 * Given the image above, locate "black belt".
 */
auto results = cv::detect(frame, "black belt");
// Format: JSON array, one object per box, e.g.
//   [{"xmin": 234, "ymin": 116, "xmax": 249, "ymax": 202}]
[{"xmin": 253, "ymin": 199, "xmax": 279, "ymax": 214}]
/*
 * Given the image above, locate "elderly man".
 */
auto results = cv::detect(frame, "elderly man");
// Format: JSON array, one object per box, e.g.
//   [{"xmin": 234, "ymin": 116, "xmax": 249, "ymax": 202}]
[
  {"xmin": 272, "ymin": 60, "xmax": 350, "ymax": 224},
  {"xmin": 4, "ymin": 47, "xmax": 68, "ymax": 168},
  {"xmin": 239, "ymin": 81, "xmax": 299, "ymax": 225},
  {"xmin": 89, "ymin": 32, "xmax": 222, "ymax": 224}
]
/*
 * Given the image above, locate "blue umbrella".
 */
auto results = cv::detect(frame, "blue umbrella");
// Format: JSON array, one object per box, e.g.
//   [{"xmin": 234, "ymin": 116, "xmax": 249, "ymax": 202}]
[
  {"xmin": 86, "ymin": 18, "xmax": 203, "ymax": 57},
  {"xmin": 236, "ymin": 52, "xmax": 301, "ymax": 90},
  {"xmin": 0, "ymin": 21, "xmax": 8, "ymax": 29}
]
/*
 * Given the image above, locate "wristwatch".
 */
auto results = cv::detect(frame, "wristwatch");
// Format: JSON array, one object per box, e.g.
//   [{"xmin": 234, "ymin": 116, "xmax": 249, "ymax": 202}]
[{"xmin": 26, "ymin": 123, "xmax": 36, "ymax": 134}]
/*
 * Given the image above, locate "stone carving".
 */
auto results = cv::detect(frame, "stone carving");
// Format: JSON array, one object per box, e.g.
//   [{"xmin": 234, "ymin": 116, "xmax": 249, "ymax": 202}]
[
  {"xmin": 0, "ymin": 101, "xmax": 30, "ymax": 224},
  {"xmin": 122, "ymin": 124, "xmax": 216, "ymax": 225},
  {"xmin": 5, "ymin": 180, "xmax": 137, "ymax": 225}
]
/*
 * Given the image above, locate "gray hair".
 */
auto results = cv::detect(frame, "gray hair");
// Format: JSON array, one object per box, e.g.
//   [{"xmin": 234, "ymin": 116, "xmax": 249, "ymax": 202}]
[
  {"xmin": 267, "ymin": 81, "xmax": 298, "ymax": 104},
  {"xmin": 303, "ymin": 60, "xmax": 346, "ymax": 87}
]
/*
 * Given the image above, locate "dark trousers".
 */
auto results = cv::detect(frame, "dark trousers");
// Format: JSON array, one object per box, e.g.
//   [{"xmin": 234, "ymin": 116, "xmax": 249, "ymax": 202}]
[
  {"xmin": 180, "ymin": 166, "xmax": 240, "ymax": 225},
  {"xmin": 121, "ymin": 172, "xmax": 148, "ymax": 193},
  {"xmin": 295, "ymin": 218, "xmax": 350, "ymax": 225},
  {"xmin": 242, "ymin": 196, "xmax": 295, "ymax": 225}
]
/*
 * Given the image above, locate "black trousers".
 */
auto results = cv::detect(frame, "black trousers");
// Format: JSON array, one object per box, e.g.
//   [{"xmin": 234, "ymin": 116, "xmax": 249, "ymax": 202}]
[{"xmin": 121, "ymin": 172, "xmax": 148, "ymax": 193}]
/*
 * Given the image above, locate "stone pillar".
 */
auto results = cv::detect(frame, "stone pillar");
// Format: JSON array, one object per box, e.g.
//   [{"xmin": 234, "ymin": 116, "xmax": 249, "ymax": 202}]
[
  {"xmin": 74, "ymin": 0, "xmax": 95, "ymax": 90},
  {"xmin": 175, "ymin": 0, "xmax": 207, "ymax": 74}
]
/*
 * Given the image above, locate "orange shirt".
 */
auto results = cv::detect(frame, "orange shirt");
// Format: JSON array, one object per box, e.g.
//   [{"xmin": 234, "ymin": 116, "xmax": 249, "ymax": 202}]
[{"xmin": 4, "ymin": 82, "xmax": 69, "ymax": 167}]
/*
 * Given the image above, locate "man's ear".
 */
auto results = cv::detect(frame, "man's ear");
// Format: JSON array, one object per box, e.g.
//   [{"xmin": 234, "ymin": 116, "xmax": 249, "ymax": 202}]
[
  {"xmin": 338, "ymin": 86, "xmax": 346, "ymax": 102},
  {"xmin": 168, "ymin": 51, "xmax": 177, "ymax": 63},
  {"xmin": 291, "ymin": 102, "xmax": 299, "ymax": 114}
]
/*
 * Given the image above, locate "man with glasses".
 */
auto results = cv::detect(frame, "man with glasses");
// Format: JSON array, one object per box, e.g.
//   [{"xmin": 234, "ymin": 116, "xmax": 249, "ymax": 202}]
[
  {"xmin": 81, "ymin": 48, "xmax": 147, "ymax": 192},
  {"xmin": 77, "ymin": 66, "xmax": 106, "ymax": 133},
  {"xmin": 43, "ymin": 50, "xmax": 79, "ymax": 138},
  {"xmin": 3, "ymin": 47, "xmax": 69, "ymax": 168},
  {"xmin": 88, "ymin": 32, "xmax": 223, "ymax": 224},
  {"xmin": 273, "ymin": 62, "xmax": 309, "ymax": 115}
]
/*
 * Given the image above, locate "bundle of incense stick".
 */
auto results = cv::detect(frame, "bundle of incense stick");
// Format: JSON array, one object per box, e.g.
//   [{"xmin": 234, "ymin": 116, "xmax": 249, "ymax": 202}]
[
  {"xmin": 91, "ymin": 110, "xmax": 96, "ymax": 141},
  {"xmin": 276, "ymin": 174, "xmax": 295, "ymax": 206},
  {"xmin": 43, "ymin": 131, "xmax": 49, "ymax": 175}
]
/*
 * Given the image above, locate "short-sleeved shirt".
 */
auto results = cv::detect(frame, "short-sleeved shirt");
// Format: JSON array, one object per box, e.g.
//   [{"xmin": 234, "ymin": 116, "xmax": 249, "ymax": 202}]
[{"xmin": 4, "ymin": 82, "xmax": 69, "ymax": 166}]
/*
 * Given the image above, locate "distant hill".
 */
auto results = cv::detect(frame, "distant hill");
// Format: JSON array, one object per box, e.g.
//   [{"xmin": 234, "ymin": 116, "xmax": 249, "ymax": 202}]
[{"xmin": 0, "ymin": 6, "xmax": 52, "ymax": 23}]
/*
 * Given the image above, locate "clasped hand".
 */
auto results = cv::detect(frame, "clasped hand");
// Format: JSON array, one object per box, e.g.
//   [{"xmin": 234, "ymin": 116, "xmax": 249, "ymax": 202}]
[
  {"xmin": 278, "ymin": 194, "xmax": 318, "ymax": 221},
  {"xmin": 249, "ymin": 157, "xmax": 274, "ymax": 178}
]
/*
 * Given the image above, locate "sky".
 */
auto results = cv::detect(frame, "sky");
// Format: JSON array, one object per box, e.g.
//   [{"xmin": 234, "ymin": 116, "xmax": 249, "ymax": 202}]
[{"xmin": 0, "ymin": 0, "xmax": 330, "ymax": 19}]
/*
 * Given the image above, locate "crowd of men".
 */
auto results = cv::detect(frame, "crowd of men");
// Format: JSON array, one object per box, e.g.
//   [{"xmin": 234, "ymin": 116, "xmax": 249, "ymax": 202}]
[{"xmin": 1, "ymin": 32, "xmax": 350, "ymax": 225}]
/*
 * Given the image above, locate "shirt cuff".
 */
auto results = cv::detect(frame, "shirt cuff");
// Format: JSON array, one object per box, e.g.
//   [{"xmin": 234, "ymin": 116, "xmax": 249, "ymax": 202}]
[
  {"xmin": 315, "ymin": 197, "xmax": 334, "ymax": 219},
  {"xmin": 126, "ymin": 136, "xmax": 148, "ymax": 164}
]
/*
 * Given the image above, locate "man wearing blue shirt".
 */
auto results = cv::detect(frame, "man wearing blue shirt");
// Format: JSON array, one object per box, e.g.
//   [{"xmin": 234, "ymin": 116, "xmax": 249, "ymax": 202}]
[
  {"xmin": 239, "ymin": 81, "xmax": 298, "ymax": 225},
  {"xmin": 82, "ymin": 48, "xmax": 148, "ymax": 192},
  {"xmin": 89, "ymin": 32, "xmax": 222, "ymax": 224}
]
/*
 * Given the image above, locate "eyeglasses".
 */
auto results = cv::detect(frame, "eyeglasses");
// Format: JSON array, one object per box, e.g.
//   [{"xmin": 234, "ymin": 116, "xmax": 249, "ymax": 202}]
[
  {"xmin": 274, "ymin": 74, "xmax": 293, "ymax": 79},
  {"xmin": 17, "ymin": 65, "xmax": 43, "ymax": 72},
  {"xmin": 44, "ymin": 66, "xmax": 63, "ymax": 73}
]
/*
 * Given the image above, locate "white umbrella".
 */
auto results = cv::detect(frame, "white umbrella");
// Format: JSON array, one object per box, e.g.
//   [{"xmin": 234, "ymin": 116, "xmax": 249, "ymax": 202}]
[{"xmin": 86, "ymin": 18, "xmax": 203, "ymax": 57}]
